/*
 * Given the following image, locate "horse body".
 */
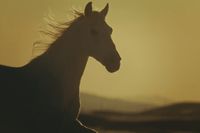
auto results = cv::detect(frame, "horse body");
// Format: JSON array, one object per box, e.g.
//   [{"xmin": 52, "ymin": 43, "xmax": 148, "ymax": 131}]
[
  {"xmin": 1, "ymin": 34, "xmax": 88, "ymax": 132},
  {"xmin": 0, "ymin": 65, "xmax": 32, "ymax": 132},
  {"xmin": 0, "ymin": 65, "xmax": 29, "ymax": 108},
  {"xmin": 0, "ymin": 28, "xmax": 90, "ymax": 133},
  {"xmin": 0, "ymin": 2, "xmax": 121, "ymax": 133}
]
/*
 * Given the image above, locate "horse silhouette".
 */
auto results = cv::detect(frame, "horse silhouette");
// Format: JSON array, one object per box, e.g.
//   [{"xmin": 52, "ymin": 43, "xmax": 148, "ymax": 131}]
[{"xmin": 0, "ymin": 2, "xmax": 121, "ymax": 133}]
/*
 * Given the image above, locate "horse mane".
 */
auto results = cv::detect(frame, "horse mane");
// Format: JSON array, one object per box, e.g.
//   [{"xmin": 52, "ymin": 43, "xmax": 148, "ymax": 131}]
[
  {"xmin": 33, "ymin": 10, "xmax": 84, "ymax": 56},
  {"xmin": 43, "ymin": 10, "xmax": 84, "ymax": 39}
]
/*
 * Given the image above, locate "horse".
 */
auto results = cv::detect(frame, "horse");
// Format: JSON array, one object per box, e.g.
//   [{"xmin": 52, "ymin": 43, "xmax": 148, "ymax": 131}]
[{"xmin": 0, "ymin": 2, "xmax": 121, "ymax": 133}]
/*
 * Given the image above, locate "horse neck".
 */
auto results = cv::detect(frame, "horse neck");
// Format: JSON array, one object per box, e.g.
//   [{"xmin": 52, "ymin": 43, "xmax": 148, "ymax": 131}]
[{"xmin": 29, "ymin": 30, "xmax": 88, "ymax": 85}]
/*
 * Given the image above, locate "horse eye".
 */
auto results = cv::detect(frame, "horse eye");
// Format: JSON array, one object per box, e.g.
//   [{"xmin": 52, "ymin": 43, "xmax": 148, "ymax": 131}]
[{"xmin": 90, "ymin": 29, "xmax": 99, "ymax": 35}]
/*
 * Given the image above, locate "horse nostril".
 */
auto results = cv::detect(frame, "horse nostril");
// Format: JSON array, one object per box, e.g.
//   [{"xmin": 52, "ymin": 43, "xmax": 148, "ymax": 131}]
[
  {"xmin": 118, "ymin": 53, "xmax": 121, "ymax": 61},
  {"xmin": 115, "ymin": 55, "xmax": 121, "ymax": 62},
  {"xmin": 119, "ymin": 56, "xmax": 121, "ymax": 61}
]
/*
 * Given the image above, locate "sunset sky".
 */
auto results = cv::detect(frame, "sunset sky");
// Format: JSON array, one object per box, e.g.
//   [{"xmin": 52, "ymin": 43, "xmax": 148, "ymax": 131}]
[{"xmin": 0, "ymin": 0, "xmax": 200, "ymax": 104}]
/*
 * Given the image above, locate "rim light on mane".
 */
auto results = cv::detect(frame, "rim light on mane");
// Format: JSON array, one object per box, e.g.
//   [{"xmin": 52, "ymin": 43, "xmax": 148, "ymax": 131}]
[{"xmin": 0, "ymin": 2, "xmax": 121, "ymax": 132}]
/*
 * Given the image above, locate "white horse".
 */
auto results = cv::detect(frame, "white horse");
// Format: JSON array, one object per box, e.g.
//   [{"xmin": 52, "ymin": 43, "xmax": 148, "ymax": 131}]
[{"xmin": 0, "ymin": 2, "xmax": 121, "ymax": 133}]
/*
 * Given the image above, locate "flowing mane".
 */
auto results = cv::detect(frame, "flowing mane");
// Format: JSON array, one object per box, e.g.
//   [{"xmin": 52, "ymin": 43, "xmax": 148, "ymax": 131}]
[
  {"xmin": 0, "ymin": 2, "xmax": 121, "ymax": 133},
  {"xmin": 32, "ymin": 10, "xmax": 84, "ymax": 56},
  {"xmin": 41, "ymin": 10, "xmax": 84, "ymax": 40}
]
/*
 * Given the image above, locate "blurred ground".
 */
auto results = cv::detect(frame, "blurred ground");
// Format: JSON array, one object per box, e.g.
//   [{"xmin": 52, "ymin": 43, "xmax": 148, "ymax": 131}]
[{"xmin": 79, "ymin": 102, "xmax": 200, "ymax": 133}]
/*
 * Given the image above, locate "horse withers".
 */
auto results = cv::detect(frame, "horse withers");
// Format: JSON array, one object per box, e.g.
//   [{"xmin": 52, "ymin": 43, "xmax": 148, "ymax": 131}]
[{"xmin": 0, "ymin": 2, "xmax": 121, "ymax": 133}]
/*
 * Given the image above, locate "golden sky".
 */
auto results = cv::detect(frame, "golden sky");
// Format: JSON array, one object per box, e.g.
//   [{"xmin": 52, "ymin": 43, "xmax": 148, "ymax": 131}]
[{"xmin": 0, "ymin": 0, "xmax": 200, "ymax": 104}]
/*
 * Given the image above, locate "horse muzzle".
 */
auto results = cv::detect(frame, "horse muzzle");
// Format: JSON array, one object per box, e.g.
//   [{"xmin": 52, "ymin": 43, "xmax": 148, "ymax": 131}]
[{"xmin": 105, "ymin": 60, "xmax": 121, "ymax": 73}]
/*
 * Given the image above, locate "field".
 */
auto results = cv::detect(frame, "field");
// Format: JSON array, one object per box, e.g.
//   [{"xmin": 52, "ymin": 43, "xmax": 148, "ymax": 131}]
[{"xmin": 80, "ymin": 102, "xmax": 200, "ymax": 133}]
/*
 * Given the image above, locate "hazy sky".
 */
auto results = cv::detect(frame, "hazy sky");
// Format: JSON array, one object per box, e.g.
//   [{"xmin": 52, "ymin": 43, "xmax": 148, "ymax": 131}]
[{"xmin": 0, "ymin": 0, "xmax": 200, "ymax": 104}]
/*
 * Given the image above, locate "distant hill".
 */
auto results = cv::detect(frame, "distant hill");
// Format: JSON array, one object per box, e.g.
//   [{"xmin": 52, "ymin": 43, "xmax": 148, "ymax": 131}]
[
  {"xmin": 79, "ymin": 102, "xmax": 200, "ymax": 132},
  {"xmin": 129, "ymin": 95, "xmax": 172, "ymax": 106},
  {"xmin": 80, "ymin": 93, "xmax": 156, "ymax": 113},
  {"xmin": 139, "ymin": 102, "xmax": 200, "ymax": 118},
  {"xmin": 84, "ymin": 102, "xmax": 200, "ymax": 121}
]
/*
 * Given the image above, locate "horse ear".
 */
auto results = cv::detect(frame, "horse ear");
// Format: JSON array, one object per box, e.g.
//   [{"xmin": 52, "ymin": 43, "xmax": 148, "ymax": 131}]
[
  {"xmin": 84, "ymin": 2, "xmax": 93, "ymax": 16},
  {"xmin": 100, "ymin": 3, "xmax": 109, "ymax": 18}
]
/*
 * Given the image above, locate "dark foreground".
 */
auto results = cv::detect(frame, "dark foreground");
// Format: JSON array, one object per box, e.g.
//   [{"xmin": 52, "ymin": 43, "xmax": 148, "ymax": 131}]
[{"xmin": 79, "ymin": 103, "xmax": 200, "ymax": 133}]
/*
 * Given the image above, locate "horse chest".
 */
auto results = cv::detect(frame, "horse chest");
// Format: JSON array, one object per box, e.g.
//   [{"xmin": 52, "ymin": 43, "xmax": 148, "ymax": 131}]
[{"xmin": 35, "ymin": 74, "xmax": 79, "ymax": 109}]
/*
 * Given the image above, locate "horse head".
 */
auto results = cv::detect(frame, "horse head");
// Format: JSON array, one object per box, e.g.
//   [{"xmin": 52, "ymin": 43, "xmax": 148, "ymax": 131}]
[{"xmin": 80, "ymin": 2, "xmax": 121, "ymax": 73}]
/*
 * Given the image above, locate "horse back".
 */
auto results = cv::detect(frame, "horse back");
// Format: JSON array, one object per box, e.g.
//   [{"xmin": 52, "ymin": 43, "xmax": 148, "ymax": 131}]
[
  {"xmin": 0, "ymin": 65, "xmax": 30, "ymax": 109},
  {"xmin": 0, "ymin": 64, "xmax": 24, "ymax": 87}
]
